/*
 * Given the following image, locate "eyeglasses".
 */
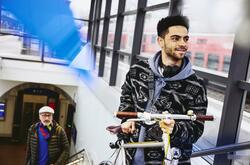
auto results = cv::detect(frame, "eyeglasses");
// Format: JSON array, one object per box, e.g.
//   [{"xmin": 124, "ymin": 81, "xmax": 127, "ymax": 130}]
[{"xmin": 40, "ymin": 114, "xmax": 53, "ymax": 118}]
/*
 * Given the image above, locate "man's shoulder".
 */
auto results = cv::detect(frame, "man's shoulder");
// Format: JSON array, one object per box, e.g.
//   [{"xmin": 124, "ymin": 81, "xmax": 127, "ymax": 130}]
[
  {"xmin": 53, "ymin": 122, "xmax": 65, "ymax": 134},
  {"xmin": 129, "ymin": 60, "xmax": 150, "ymax": 78},
  {"xmin": 28, "ymin": 123, "xmax": 39, "ymax": 131},
  {"xmin": 131, "ymin": 59, "xmax": 149, "ymax": 68}
]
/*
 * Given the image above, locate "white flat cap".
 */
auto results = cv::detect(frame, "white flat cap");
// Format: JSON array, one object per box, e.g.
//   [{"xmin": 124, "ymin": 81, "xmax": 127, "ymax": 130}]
[{"xmin": 39, "ymin": 106, "xmax": 54, "ymax": 114}]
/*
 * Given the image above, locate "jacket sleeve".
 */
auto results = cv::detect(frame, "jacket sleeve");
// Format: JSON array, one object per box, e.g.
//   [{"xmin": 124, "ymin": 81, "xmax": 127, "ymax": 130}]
[
  {"xmin": 170, "ymin": 79, "xmax": 208, "ymax": 145},
  {"xmin": 118, "ymin": 68, "xmax": 135, "ymax": 116},
  {"xmin": 54, "ymin": 127, "xmax": 70, "ymax": 165},
  {"xmin": 25, "ymin": 126, "xmax": 32, "ymax": 165},
  {"xmin": 117, "ymin": 68, "xmax": 139, "ymax": 141}
]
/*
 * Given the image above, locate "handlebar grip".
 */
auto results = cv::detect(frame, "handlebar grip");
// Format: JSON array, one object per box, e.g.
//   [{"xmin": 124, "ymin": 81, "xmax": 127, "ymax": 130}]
[
  {"xmin": 196, "ymin": 115, "xmax": 214, "ymax": 121},
  {"xmin": 114, "ymin": 111, "xmax": 138, "ymax": 118}
]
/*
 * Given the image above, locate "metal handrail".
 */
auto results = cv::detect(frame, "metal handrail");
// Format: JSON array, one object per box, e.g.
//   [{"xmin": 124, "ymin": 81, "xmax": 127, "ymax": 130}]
[
  {"xmin": 67, "ymin": 148, "xmax": 85, "ymax": 161},
  {"xmin": 191, "ymin": 141, "xmax": 250, "ymax": 158},
  {"xmin": 66, "ymin": 156, "xmax": 84, "ymax": 165}
]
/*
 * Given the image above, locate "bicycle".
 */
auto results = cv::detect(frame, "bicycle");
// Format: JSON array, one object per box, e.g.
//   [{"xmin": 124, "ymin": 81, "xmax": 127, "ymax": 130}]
[{"xmin": 103, "ymin": 110, "xmax": 214, "ymax": 165}]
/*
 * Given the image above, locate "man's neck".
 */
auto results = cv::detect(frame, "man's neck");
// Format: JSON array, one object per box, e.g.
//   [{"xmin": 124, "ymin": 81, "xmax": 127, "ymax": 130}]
[{"xmin": 161, "ymin": 54, "xmax": 183, "ymax": 67}]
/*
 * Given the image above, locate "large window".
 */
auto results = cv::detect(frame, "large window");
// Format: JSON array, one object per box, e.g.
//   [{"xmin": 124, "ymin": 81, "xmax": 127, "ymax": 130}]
[
  {"xmin": 183, "ymin": 0, "xmax": 238, "ymax": 75},
  {"xmin": 182, "ymin": 1, "xmax": 243, "ymax": 163}
]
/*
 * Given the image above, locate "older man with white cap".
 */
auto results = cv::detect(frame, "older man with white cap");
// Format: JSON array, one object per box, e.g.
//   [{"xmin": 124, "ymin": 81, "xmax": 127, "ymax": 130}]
[
  {"xmin": 39, "ymin": 106, "xmax": 54, "ymax": 127},
  {"xmin": 25, "ymin": 106, "xmax": 69, "ymax": 165}
]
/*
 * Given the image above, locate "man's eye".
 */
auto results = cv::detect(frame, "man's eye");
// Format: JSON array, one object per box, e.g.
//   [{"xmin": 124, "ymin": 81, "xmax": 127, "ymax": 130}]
[
  {"xmin": 184, "ymin": 37, "xmax": 189, "ymax": 42},
  {"xmin": 171, "ymin": 37, "xmax": 179, "ymax": 41}
]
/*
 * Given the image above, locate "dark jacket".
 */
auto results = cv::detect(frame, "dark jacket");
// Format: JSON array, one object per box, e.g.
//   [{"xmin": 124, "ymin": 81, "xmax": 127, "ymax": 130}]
[
  {"xmin": 25, "ymin": 121, "xmax": 69, "ymax": 165},
  {"xmin": 118, "ymin": 52, "xmax": 208, "ymax": 164}
]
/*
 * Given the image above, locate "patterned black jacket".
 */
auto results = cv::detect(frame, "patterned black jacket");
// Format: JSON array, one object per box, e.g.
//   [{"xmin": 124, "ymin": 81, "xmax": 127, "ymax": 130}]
[
  {"xmin": 25, "ymin": 121, "xmax": 69, "ymax": 165},
  {"xmin": 118, "ymin": 58, "xmax": 207, "ymax": 164}
]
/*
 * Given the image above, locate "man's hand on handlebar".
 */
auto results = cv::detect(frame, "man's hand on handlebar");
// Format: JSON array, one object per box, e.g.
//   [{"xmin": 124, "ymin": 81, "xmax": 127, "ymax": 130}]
[
  {"xmin": 159, "ymin": 118, "xmax": 175, "ymax": 134},
  {"xmin": 121, "ymin": 121, "xmax": 136, "ymax": 134}
]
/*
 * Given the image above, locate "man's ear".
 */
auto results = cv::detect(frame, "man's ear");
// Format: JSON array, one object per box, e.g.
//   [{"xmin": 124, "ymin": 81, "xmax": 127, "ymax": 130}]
[{"xmin": 157, "ymin": 36, "xmax": 164, "ymax": 48}]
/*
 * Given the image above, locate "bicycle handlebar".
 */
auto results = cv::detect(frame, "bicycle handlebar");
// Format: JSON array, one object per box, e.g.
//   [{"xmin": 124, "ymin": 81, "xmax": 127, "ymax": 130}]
[
  {"xmin": 114, "ymin": 111, "xmax": 138, "ymax": 118},
  {"xmin": 114, "ymin": 111, "xmax": 214, "ymax": 121}
]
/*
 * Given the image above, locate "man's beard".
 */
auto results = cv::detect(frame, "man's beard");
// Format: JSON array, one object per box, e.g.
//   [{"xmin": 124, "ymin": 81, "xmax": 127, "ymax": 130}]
[
  {"xmin": 163, "ymin": 43, "xmax": 186, "ymax": 62},
  {"xmin": 43, "ymin": 121, "xmax": 51, "ymax": 126}
]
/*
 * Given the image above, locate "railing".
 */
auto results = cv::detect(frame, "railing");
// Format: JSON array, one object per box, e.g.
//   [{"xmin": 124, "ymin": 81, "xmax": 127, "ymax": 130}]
[
  {"xmin": 191, "ymin": 141, "xmax": 250, "ymax": 163},
  {"xmin": 67, "ymin": 148, "xmax": 92, "ymax": 165}
]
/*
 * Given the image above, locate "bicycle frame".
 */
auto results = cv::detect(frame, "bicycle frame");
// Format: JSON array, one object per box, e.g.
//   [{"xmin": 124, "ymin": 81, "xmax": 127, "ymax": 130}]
[{"xmin": 107, "ymin": 111, "xmax": 214, "ymax": 165}]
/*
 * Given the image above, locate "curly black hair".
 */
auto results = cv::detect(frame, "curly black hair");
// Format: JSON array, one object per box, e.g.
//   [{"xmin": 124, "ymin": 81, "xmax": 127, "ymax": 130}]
[{"xmin": 157, "ymin": 15, "xmax": 189, "ymax": 37}]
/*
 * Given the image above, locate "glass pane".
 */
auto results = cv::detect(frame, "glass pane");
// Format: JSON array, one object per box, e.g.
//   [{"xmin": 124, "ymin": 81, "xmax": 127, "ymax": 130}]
[
  {"xmin": 233, "ymin": 99, "xmax": 250, "ymax": 165},
  {"xmin": 1, "ymin": 9, "xmax": 23, "ymax": 33},
  {"xmin": 97, "ymin": 20, "xmax": 104, "ymax": 45},
  {"xmin": 100, "ymin": 0, "xmax": 106, "ymax": 18},
  {"xmin": 70, "ymin": 0, "xmax": 91, "ymax": 19},
  {"xmin": 115, "ymin": 54, "xmax": 130, "ymax": 90},
  {"xmin": 182, "ymin": 0, "xmax": 244, "ymax": 163},
  {"xmin": 183, "ymin": 0, "xmax": 242, "ymax": 75},
  {"xmin": 120, "ymin": 15, "xmax": 136, "ymax": 53},
  {"xmin": 147, "ymin": 0, "xmax": 169, "ymax": 6},
  {"xmin": 94, "ymin": 49, "xmax": 101, "ymax": 74},
  {"xmin": 189, "ymin": 34, "xmax": 234, "ymax": 75},
  {"xmin": 107, "ymin": 18, "xmax": 117, "ymax": 48},
  {"xmin": 103, "ymin": 51, "xmax": 112, "ymax": 83},
  {"xmin": 140, "ymin": 9, "xmax": 169, "ymax": 57},
  {"xmin": 125, "ymin": 0, "xmax": 138, "ymax": 11},
  {"xmin": 194, "ymin": 96, "xmax": 224, "ymax": 162},
  {"xmin": 110, "ymin": 0, "xmax": 119, "ymax": 16}
]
